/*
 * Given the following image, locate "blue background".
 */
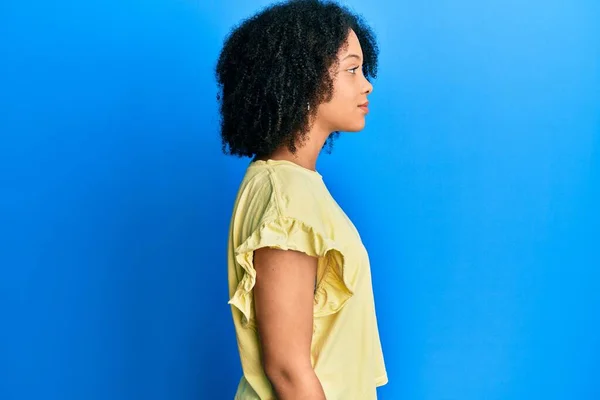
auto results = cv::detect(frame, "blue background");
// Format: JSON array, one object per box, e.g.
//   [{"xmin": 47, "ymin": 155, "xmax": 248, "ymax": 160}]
[{"xmin": 1, "ymin": 0, "xmax": 598, "ymax": 399}]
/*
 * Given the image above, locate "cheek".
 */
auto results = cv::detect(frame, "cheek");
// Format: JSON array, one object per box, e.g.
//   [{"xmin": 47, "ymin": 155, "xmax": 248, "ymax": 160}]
[
  {"xmin": 329, "ymin": 84, "xmax": 357, "ymax": 109},
  {"xmin": 316, "ymin": 79, "xmax": 361, "ymax": 124},
  {"xmin": 321, "ymin": 96, "xmax": 352, "ymax": 119}
]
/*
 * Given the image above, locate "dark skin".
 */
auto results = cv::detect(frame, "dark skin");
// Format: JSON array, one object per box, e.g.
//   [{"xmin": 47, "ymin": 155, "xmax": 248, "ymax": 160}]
[{"xmin": 253, "ymin": 29, "xmax": 373, "ymax": 399}]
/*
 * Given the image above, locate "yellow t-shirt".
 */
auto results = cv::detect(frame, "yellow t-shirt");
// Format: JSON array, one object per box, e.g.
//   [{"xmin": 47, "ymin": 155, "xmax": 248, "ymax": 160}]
[{"xmin": 227, "ymin": 159, "xmax": 388, "ymax": 400}]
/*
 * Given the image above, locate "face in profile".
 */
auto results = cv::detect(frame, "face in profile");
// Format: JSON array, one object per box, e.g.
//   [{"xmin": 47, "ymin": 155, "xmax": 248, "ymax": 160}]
[{"xmin": 315, "ymin": 29, "xmax": 374, "ymax": 134}]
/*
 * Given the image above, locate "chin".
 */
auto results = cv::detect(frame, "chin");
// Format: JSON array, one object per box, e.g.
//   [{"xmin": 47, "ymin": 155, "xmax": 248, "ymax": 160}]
[{"xmin": 344, "ymin": 121, "xmax": 366, "ymax": 132}]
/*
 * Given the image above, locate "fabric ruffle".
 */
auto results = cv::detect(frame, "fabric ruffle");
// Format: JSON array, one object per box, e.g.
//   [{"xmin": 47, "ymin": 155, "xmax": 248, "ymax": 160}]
[{"xmin": 228, "ymin": 216, "xmax": 356, "ymax": 327}]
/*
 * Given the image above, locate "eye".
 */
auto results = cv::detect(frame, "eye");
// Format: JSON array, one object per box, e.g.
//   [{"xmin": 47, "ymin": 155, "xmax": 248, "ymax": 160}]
[{"xmin": 348, "ymin": 66, "xmax": 360, "ymax": 75}]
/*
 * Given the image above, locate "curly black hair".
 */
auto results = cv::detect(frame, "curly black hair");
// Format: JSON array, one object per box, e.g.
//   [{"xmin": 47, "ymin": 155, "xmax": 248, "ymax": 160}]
[{"xmin": 215, "ymin": 0, "xmax": 379, "ymax": 159}]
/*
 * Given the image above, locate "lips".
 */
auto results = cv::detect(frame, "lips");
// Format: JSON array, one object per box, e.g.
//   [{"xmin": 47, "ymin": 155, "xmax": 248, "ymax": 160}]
[{"xmin": 358, "ymin": 101, "xmax": 369, "ymax": 114}]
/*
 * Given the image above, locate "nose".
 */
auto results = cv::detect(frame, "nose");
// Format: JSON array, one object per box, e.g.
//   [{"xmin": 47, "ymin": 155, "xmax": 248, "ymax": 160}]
[{"xmin": 363, "ymin": 77, "xmax": 373, "ymax": 95}]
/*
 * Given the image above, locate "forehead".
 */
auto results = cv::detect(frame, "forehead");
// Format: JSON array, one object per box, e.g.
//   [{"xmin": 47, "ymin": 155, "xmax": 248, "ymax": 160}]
[{"xmin": 339, "ymin": 29, "xmax": 363, "ymax": 58}]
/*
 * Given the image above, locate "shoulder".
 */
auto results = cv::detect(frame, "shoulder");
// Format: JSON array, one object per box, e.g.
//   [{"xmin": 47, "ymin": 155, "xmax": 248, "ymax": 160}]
[
  {"xmin": 234, "ymin": 162, "xmax": 334, "ymax": 231},
  {"xmin": 263, "ymin": 164, "xmax": 329, "ymax": 216}
]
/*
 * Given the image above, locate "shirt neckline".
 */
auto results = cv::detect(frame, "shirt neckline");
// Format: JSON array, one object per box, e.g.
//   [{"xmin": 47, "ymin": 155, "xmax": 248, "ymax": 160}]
[{"xmin": 249, "ymin": 159, "xmax": 323, "ymax": 179}]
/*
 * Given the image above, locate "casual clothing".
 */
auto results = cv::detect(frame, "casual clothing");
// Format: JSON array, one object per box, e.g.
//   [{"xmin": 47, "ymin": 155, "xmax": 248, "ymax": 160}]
[{"xmin": 227, "ymin": 159, "xmax": 388, "ymax": 399}]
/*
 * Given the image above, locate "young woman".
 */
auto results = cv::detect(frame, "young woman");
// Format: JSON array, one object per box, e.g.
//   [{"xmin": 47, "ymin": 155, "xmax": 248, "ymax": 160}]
[{"xmin": 216, "ymin": 1, "xmax": 387, "ymax": 398}]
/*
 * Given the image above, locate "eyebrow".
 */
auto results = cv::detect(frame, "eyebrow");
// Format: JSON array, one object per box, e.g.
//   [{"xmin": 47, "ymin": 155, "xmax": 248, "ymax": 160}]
[{"xmin": 342, "ymin": 54, "xmax": 362, "ymax": 61}]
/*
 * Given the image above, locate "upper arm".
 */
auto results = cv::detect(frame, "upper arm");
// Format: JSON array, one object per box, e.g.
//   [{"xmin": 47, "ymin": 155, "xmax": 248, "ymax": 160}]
[
  {"xmin": 253, "ymin": 246, "xmax": 317, "ymax": 373},
  {"xmin": 228, "ymin": 215, "xmax": 356, "ymax": 371}
]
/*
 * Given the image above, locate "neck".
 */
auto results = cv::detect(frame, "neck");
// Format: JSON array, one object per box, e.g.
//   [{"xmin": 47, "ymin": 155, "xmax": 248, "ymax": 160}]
[{"xmin": 256, "ymin": 120, "xmax": 332, "ymax": 172}]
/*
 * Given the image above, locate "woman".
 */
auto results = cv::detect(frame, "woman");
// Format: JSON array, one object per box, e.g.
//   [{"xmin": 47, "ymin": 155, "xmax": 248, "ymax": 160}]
[{"xmin": 216, "ymin": 1, "xmax": 387, "ymax": 398}]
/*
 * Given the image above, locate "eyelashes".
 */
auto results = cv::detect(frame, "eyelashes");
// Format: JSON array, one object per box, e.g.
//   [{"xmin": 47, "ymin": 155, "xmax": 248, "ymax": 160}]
[{"xmin": 348, "ymin": 66, "xmax": 360, "ymax": 75}]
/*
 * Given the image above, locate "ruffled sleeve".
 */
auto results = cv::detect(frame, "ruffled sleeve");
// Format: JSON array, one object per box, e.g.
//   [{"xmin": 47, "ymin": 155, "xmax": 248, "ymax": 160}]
[{"xmin": 228, "ymin": 215, "xmax": 356, "ymax": 328}]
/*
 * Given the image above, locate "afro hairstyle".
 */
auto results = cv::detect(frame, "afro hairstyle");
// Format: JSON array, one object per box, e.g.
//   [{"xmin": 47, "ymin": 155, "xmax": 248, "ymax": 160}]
[{"xmin": 215, "ymin": 0, "xmax": 379, "ymax": 160}]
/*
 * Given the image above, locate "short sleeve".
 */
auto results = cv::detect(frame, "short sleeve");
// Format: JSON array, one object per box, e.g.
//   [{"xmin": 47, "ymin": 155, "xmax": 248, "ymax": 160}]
[{"xmin": 228, "ymin": 215, "xmax": 356, "ymax": 328}]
